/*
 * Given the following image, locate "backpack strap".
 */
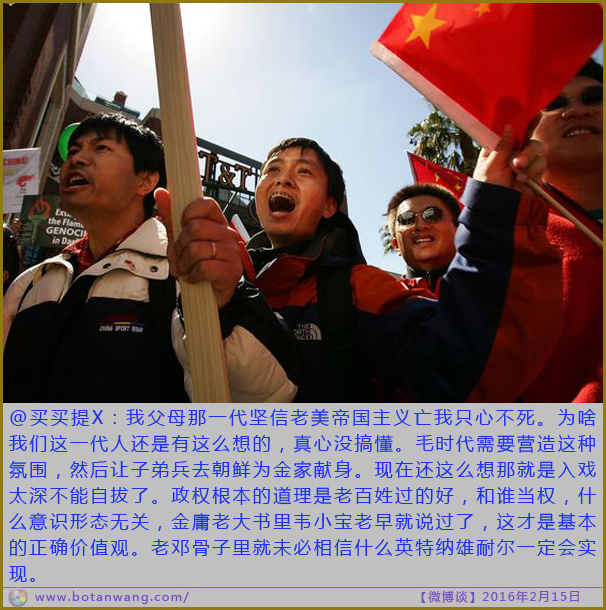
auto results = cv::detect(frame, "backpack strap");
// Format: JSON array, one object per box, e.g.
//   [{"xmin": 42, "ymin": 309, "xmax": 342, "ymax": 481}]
[{"xmin": 317, "ymin": 264, "xmax": 366, "ymax": 401}]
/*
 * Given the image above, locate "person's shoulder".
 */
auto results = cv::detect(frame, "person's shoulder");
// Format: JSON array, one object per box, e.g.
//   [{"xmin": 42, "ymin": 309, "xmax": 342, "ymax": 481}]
[
  {"xmin": 3, "ymin": 254, "xmax": 67, "ymax": 318},
  {"xmin": 15, "ymin": 251, "xmax": 70, "ymax": 281},
  {"xmin": 350, "ymin": 264, "xmax": 434, "ymax": 314},
  {"xmin": 547, "ymin": 210, "xmax": 603, "ymax": 258},
  {"xmin": 18, "ymin": 253, "xmax": 70, "ymax": 281},
  {"xmin": 350, "ymin": 263, "xmax": 398, "ymax": 283}
]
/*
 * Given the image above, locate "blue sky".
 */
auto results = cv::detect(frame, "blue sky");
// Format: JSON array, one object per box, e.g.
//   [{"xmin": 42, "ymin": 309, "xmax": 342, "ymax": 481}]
[{"xmin": 75, "ymin": 3, "xmax": 602, "ymax": 272}]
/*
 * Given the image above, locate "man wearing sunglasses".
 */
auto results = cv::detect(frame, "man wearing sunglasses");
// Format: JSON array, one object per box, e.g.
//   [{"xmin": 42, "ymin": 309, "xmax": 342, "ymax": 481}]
[
  {"xmin": 517, "ymin": 58, "xmax": 603, "ymax": 403},
  {"xmin": 386, "ymin": 183, "xmax": 461, "ymax": 294}
]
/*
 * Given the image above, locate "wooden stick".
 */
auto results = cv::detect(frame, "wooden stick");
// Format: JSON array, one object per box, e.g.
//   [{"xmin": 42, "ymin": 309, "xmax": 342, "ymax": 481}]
[
  {"xmin": 527, "ymin": 179, "xmax": 603, "ymax": 250},
  {"xmin": 150, "ymin": 4, "xmax": 230, "ymax": 402}
]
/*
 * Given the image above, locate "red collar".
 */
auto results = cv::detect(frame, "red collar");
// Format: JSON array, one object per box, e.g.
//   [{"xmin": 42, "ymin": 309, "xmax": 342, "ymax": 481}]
[{"xmin": 63, "ymin": 222, "xmax": 143, "ymax": 276}]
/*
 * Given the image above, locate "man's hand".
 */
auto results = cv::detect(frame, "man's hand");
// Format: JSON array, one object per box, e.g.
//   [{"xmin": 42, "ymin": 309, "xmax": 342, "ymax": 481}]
[
  {"xmin": 473, "ymin": 124, "xmax": 546, "ymax": 192},
  {"xmin": 154, "ymin": 188, "xmax": 243, "ymax": 308}
]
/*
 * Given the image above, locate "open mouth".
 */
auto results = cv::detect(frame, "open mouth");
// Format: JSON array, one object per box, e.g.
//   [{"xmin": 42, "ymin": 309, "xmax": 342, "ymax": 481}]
[
  {"xmin": 63, "ymin": 173, "xmax": 90, "ymax": 189},
  {"xmin": 563, "ymin": 125, "xmax": 600, "ymax": 138},
  {"xmin": 269, "ymin": 192, "xmax": 295, "ymax": 214},
  {"xmin": 413, "ymin": 235, "xmax": 435, "ymax": 245}
]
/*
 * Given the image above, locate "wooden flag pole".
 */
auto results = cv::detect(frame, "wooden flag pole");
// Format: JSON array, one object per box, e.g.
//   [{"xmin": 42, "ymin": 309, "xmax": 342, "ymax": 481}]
[
  {"xmin": 150, "ymin": 4, "xmax": 230, "ymax": 402},
  {"xmin": 527, "ymin": 179, "xmax": 603, "ymax": 250}
]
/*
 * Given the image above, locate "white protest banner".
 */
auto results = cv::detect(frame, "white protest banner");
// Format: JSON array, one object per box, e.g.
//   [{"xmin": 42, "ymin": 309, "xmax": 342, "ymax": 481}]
[{"xmin": 3, "ymin": 148, "xmax": 41, "ymax": 214}]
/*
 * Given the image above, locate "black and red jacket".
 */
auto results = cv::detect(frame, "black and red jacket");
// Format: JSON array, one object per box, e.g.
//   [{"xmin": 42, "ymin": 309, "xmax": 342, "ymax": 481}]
[{"xmin": 246, "ymin": 179, "xmax": 562, "ymax": 403}]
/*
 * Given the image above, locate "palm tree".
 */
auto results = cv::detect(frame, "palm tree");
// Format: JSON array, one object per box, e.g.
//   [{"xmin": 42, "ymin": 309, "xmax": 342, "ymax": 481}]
[
  {"xmin": 379, "ymin": 224, "xmax": 394, "ymax": 256},
  {"xmin": 380, "ymin": 106, "xmax": 481, "ymax": 255},
  {"xmin": 407, "ymin": 107, "xmax": 480, "ymax": 175}
]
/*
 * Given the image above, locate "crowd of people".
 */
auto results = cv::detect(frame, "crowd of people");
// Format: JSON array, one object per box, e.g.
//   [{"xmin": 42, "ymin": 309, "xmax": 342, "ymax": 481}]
[{"xmin": 3, "ymin": 60, "xmax": 602, "ymax": 403}]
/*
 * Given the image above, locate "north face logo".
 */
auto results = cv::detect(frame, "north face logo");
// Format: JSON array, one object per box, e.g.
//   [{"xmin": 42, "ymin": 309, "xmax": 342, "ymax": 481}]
[{"xmin": 293, "ymin": 323, "xmax": 322, "ymax": 341}]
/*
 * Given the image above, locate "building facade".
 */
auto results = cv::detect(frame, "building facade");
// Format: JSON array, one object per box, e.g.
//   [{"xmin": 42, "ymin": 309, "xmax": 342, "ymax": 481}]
[
  {"xmin": 4, "ymin": 2, "xmax": 261, "ymax": 265},
  {"xmin": 3, "ymin": 3, "xmax": 96, "ymax": 187}
]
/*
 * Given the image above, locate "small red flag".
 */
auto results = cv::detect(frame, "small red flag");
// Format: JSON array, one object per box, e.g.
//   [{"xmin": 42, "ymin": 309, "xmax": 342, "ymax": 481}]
[
  {"xmin": 228, "ymin": 213, "xmax": 256, "ymax": 281},
  {"xmin": 372, "ymin": 4, "xmax": 603, "ymax": 148},
  {"xmin": 228, "ymin": 213, "xmax": 251, "ymax": 243},
  {"xmin": 407, "ymin": 152, "xmax": 468, "ymax": 202}
]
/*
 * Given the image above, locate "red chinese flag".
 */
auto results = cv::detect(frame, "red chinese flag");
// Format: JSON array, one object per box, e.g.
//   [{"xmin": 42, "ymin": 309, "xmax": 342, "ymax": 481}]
[
  {"xmin": 372, "ymin": 4, "xmax": 603, "ymax": 149},
  {"xmin": 407, "ymin": 152, "xmax": 467, "ymax": 202}
]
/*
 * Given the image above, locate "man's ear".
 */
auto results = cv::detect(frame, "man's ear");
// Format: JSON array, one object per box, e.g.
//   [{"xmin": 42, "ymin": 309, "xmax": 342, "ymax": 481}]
[
  {"xmin": 392, "ymin": 237, "xmax": 402, "ymax": 256},
  {"xmin": 137, "ymin": 170, "xmax": 160, "ymax": 197},
  {"xmin": 322, "ymin": 197, "xmax": 338, "ymax": 219}
]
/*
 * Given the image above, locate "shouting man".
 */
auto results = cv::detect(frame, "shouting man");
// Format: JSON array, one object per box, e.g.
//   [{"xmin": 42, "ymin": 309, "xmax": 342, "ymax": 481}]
[
  {"xmin": 168, "ymin": 132, "xmax": 562, "ymax": 402},
  {"xmin": 3, "ymin": 114, "xmax": 297, "ymax": 403}
]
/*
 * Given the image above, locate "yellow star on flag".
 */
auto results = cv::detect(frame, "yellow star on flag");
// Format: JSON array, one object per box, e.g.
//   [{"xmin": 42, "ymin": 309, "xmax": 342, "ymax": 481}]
[
  {"xmin": 405, "ymin": 4, "xmax": 447, "ymax": 49},
  {"xmin": 454, "ymin": 184, "xmax": 463, "ymax": 192},
  {"xmin": 434, "ymin": 173, "xmax": 441, "ymax": 183},
  {"xmin": 475, "ymin": 4, "xmax": 491, "ymax": 17}
]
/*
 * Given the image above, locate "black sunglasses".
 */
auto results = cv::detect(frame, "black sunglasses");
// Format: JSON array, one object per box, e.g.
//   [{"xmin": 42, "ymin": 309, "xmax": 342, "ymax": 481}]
[
  {"xmin": 544, "ymin": 86, "xmax": 602, "ymax": 112},
  {"xmin": 397, "ymin": 206, "xmax": 444, "ymax": 227}
]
